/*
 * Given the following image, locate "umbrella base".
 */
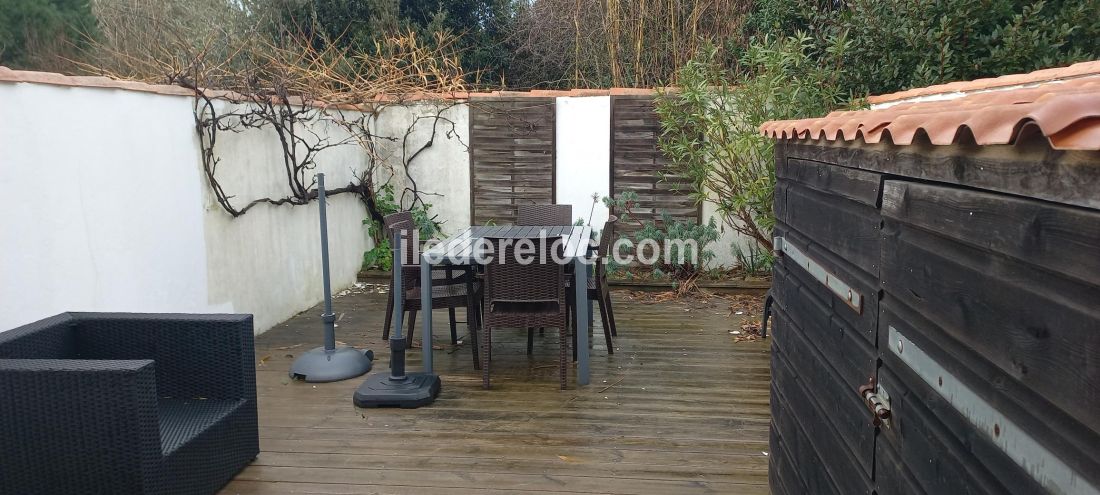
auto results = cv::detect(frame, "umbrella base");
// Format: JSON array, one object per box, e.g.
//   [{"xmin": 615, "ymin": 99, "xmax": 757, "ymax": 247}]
[
  {"xmin": 289, "ymin": 346, "xmax": 374, "ymax": 383},
  {"xmin": 353, "ymin": 373, "xmax": 441, "ymax": 408}
]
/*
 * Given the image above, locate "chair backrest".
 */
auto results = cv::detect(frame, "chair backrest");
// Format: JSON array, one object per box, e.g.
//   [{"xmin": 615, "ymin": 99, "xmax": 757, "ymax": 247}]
[
  {"xmin": 517, "ymin": 204, "xmax": 572, "ymax": 226},
  {"xmin": 483, "ymin": 237, "xmax": 566, "ymax": 318},
  {"xmin": 383, "ymin": 211, "xmax": 414, "ymax": 231},
  {"xmin": 595, "ymin": 215, "xmax": 618, "ymax": 280}
]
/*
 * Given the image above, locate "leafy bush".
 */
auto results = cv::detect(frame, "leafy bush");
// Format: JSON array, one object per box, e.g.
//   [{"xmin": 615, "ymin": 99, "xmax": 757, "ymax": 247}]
[
  {"xmin": 738, "ymin": 0, "xmax": 1100, "ymax": 97},
  {"xmin": 654, "ymin": 35, "xmax": 848, "ymax": 251},
  {"xmin": 603, "ymin": 192, "xmax": 719, "ymax": 281},
  {"xmin": 361, "ymin": 183, "xmax": 438, "ymax": 271},
  {"xmin": 733, "ymin": 243, "xmax": 774, "ymax": 278}
]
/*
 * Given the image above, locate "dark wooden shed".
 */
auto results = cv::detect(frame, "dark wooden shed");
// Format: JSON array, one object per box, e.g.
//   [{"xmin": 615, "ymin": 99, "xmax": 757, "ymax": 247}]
[{"xmin": 761, "ymin": 61, "xmax": 1100, "ymax": 495}]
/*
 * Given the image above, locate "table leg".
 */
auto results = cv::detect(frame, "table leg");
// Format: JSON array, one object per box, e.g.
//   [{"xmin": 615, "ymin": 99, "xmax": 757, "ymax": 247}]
[
  {"xmin": 574, "ymin": 257, "xmax": 589, "ymax": 386},
  {"xmin": 421, "ymin": 254, "xmax": 433, "ymax": 374}
]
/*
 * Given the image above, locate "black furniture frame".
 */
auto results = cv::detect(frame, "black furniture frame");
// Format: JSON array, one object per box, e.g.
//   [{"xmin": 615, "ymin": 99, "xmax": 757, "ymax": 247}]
[{"xmin": 0, "ymin": 312, "xmax": 259, "ymax": 494}]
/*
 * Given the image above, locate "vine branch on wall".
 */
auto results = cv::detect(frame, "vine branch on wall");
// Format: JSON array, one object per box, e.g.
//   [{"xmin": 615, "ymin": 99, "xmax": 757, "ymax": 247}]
[{"xmin": 84, "ymin": 22, "xmax": 474, "ymax": 227}]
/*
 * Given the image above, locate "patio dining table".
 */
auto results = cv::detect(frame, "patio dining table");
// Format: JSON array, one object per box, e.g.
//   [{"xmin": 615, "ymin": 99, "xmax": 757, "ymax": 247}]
[{"xmin": 419, "ymin": 225, "xmax": 594, "ymax": 386}]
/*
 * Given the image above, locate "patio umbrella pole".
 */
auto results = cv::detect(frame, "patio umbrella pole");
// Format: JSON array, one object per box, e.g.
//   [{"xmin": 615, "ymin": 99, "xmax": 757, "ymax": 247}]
[
  {"xmin": 353, "ymin": 221, "xmax": 441, "ymax": 408},
  {"xmin": 289, "ymin": 173, "xmax": 374, "ymax": 382}
]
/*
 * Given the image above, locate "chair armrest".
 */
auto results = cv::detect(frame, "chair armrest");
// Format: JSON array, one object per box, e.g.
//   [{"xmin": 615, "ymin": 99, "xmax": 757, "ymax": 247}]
[
  {"xmin": 72, "ymin": 313, "xmax": 256, "ymax": 402},
  {"xmin": 0, "ymin": 313, "xmax": 78, "ymax": 358},
  {"xmin": 0, "ymin": 359, "xmax": 162, "ymax": 492}
]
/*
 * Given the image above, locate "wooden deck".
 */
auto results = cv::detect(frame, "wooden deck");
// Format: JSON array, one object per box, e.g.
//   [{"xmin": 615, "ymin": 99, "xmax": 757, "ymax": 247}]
[{"xmin": 221, "ymin": 287, "xmax": 771, "ymax": 494}]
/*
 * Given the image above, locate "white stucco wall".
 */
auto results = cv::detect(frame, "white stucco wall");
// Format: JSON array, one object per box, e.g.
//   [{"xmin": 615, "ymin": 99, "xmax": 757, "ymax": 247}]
[
  {"xmin": 703, "ymin": 200, "xmax": 757, "ymax": 268},
  {"xmin": 0, "ymin": 83, "xmax": 216, "ymax": 330},
  {"xmin": 555, "ymin": 96, "xmax": 611, "ymax": 230},
  {"xmin": 0, "ymin": 80, "xmax": 765, "ymax": 335},
  {"xmin": 0, "ymin": 82, "xmax": 372, "ymax": 333},
  {"xmin": 372, "ymin": 102, "xmax": 471, "ymax": 236},
  {"xmin": 201, "ymin": 101, "xmax": 371, "ymax": 332}
]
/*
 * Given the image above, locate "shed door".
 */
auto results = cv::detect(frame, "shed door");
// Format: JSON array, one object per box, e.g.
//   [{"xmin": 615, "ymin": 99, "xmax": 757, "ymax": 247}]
[
  {"xmin": 769, "ymin": 155, "xmax": 883, "ymax": 494},
  {"xmin": 873, "ymin": 180, "xmax": 1100, "ymax": 495}
]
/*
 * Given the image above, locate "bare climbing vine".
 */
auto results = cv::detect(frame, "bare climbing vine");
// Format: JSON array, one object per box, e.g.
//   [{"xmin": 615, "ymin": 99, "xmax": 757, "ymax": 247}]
[{"xmin": 83, "ymin": 22, "xmax": 472, "ymax": 233}]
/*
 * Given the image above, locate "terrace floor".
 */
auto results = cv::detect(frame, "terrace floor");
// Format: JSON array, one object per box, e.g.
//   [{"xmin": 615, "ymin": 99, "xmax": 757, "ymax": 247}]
[{"xmin": 221, "ymin": 286, "xmax": 772, "ymax": 494}]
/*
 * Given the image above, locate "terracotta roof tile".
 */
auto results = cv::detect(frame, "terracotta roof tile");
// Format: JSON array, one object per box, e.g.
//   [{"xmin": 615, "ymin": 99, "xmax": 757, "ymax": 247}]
[
  {"xmin": 761, "ymin": 61, "xmax": 1100, "ymax": 151},
  {"xmin": 869, "ymin": 60, "xmax": 1100, "ymax": 104}
]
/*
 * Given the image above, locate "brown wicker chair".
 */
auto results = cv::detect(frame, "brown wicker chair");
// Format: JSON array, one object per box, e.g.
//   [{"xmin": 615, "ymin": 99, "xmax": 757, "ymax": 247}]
[
  {"xmin": 481, "ymin": 236, "xmax": 570, "ymax": 390},
  {"xmin": 516, "ymin": 204, "xmax": 572, "ymax": 353},
  {"xmin": 517, "ymin": 204, "xmax": 572, "ymax": 226},
  {"xmin": 567, "ymin": 215, "xmax": 618, "ymax": 358},
  {"xmin": 381, "ymin": 212, "xmax": 481, "ymax": 369}
]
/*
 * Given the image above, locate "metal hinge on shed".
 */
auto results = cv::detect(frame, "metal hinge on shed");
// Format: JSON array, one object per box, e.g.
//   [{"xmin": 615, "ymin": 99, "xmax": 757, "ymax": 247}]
[{"xmin": 773, "ymin": 236, "xmax": 863, "ymax": 314}]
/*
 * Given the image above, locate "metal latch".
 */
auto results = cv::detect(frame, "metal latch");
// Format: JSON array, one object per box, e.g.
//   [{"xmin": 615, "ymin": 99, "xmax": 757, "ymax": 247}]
[{"xmin": 858, "ymin": 379, "xmax": 891, "ymax": 427}]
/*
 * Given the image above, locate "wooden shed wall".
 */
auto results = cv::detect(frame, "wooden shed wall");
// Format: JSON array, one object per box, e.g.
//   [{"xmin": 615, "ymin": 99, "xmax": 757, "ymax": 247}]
[{"xmin": 769, "ymin": 139, "xmax": 1100, "ymax": 495}]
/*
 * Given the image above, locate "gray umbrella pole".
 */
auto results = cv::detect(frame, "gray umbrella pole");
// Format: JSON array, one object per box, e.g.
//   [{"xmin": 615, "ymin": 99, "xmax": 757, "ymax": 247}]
[
  {"xmin": 318, "ymin": 174, "xmax": 336, "ymax": 352},
  {"xmin": 389, "ymin": 227, "xmax": 406, "ymax": 379},
  {"xmin": 287, "ymin": 173, "xmax": 373, "ymax": 382},
  {"xmin": 352, "ymin": 220, "xmax": 440, "ymax": 408}
]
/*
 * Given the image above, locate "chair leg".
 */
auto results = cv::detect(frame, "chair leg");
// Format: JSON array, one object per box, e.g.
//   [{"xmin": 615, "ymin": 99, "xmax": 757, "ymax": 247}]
[
  {"xmin": 469, "ymin": 324, "xmax": 480, "ymax": 370},
  {"xmin": 382, "ymin": 288, "xmax": 395, "ymax": 340},
  {"xmin": 604, "ymin": 288, "xmax": 618, "ymax": 337},
  {"xmin": 449, "ymin": 308, "xmax": 458, "ymax": 345},
  {"xmin": 406, "ymin": 310, "xmax": 417, "ymax": 348},
  {"xmin": 569, "ymin": 304, "xmax": 578, "ymax": 363},
  {"xmin": 559, "ymin": 325, "xmax": 568, "ymax": 390},
  {"xmin": 482, "ymin": 327, "xmax": 492, "ymax": 389},
  {"xmin": 466, "ymin": 280, "xmax": 480, "ymax": 370},
  {"xmin": 527, "ymin": 328, "xmax": 534, "ymax": 355},
  {"xmin": 598, "ymin": 295, "xmax": 614, "ymax": 355}
]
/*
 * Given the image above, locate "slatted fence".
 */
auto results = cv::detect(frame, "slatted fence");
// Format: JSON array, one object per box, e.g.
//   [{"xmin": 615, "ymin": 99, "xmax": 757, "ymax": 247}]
[
  {"xmin": 609, "ymin": 95, "xmax": 698, "ymax": 235},
  {"xmin": 468, "ymin": 97, "xmax": 556, "ymax": 225}
]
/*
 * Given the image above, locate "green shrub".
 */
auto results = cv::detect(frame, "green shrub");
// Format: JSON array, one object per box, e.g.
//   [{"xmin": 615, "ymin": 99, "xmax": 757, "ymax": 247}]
[
  {"xmin": 361, "ymin": 183, "xmax": 437, "ymax": 271},
  {"xmin": 739, "ymin": 0, "xmax": 1100, "ymax": 97},
  {"xmin": 733, "ymin": 242, "xmax": 774, "ymax": 277},
  {"xmin": 654, "ymin": 34, "xmax": 848, "ymax": 252},
  {"xmin": 603, "ymin": 192, "xmax": 719, "ymax": 281}
]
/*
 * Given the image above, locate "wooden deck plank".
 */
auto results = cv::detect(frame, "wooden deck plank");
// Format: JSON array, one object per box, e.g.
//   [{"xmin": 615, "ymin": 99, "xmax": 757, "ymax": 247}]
[{"xmin": 222, "ymin": 291, "xmax": 770, "ymax": 494}]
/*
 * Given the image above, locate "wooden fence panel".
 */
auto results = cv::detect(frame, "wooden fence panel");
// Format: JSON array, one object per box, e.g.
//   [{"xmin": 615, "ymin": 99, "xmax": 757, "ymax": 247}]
[
  {"xmin": 610, "ymin": 95, "xmax": 698, "ymax": 235},
  {"xmin": 469, "ymin": 97, "xmax": 556, "ymax": 225}
]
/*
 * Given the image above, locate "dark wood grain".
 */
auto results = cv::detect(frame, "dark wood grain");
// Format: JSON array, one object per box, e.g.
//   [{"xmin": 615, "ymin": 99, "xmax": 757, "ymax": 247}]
[
  {"xmin": 773, "ymin": 225, "xmax": 880, "ymax": 343},
  {"xmin": 769, "ymin": 310, "xmax": 876, "ymax": 484},
  {"xmin": 882, "ymin": 199, "xmax": 1100, "ymax": 434},
  {"xmin": 777, "ymin": 181, "xmax": 882, "ymax": 278},
  {"xmin": 779, "ymin": 158, "xmax": 883, "ymax": 208},
  {"xmin": 780, "ymin": 138, "xmax": 1100, "ymax": 211},
  {"xmin": 771, "ymin": 137, "xmax": 1100, "ymax": 495},
  {"xmin": 877, "ymin": 300, "xmax": 1098, "ymax": 495},
  {"xmin": 882, "ymin": 180, "xmax": 1100, "ymax": 287}
]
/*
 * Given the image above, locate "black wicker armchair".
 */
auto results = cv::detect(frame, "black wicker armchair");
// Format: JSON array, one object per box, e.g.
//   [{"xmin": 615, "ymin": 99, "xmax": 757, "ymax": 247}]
[{"xmin": 0, "ymin": 312, "xmax": 259, "ymax": 495}]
